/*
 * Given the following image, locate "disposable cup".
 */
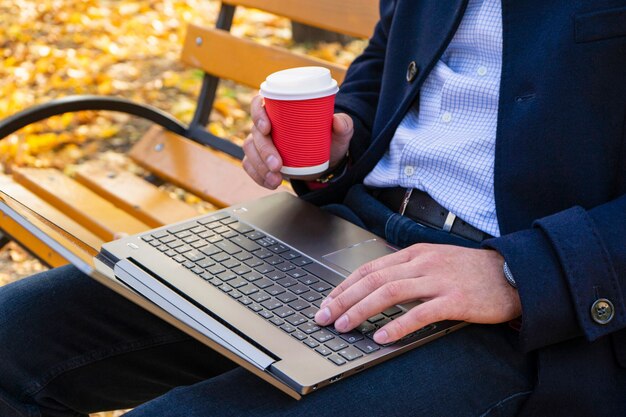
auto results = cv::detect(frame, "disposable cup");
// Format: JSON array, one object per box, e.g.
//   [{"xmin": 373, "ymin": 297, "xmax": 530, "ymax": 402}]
[{"xmin": 260, "ymin": 66, "xmax": 339, "ymax": 177}]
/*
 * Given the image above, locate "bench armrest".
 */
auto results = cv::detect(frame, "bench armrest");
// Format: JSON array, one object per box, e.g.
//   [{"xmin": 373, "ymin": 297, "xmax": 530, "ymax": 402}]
[
  {"xmin": 0, "ymin": 95, "xmax": 245, "ymax": 159},
  {"xmin": 0, "ymin": 95, "xmax": 188, "ymax": 140}
]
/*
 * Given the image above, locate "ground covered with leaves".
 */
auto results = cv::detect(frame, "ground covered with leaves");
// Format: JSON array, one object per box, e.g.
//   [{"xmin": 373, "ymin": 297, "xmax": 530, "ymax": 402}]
[{"xmin": 0, "ymin": 0, "xmax": 364, "ymax": 414}]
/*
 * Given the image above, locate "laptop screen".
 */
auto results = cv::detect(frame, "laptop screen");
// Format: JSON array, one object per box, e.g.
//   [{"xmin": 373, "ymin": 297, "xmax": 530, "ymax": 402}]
[{"xmin": 0, "ymin": 189, "xmax": 100, "ymax": 275}]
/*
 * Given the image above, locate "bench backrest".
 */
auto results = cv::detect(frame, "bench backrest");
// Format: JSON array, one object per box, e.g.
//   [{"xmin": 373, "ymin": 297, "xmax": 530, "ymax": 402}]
[
  {"xmin": 128, "ymin": 0, "xmax": 379, "ymax": 207},
  {"xmin": 184, "ymin": 0, "xmax": 379, "ymax": 90},
  {"xmin": 0, "ymin": 1, "xmax": 380, "ymax": 268}
]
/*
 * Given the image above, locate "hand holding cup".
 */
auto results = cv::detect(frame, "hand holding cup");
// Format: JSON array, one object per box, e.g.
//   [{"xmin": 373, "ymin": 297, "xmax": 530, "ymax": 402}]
[{"xmin": 243, "ymin": 67, "xmax": 354, "ymax": 189}]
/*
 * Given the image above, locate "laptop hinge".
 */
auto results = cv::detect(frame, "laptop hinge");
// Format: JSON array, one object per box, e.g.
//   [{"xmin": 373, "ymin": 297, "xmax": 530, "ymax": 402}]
[{"xmin": 113, "ymin": 258, "xmax": 276, "ymax": 370}]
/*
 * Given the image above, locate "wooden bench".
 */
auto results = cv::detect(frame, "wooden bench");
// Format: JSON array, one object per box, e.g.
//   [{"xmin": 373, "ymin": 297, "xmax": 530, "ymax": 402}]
[{"xmin": 0, "ymin": 0, "xmax": 378, "ymax": 268}]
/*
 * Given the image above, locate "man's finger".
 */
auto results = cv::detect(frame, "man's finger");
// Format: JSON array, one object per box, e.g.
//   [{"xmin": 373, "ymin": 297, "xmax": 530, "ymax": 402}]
[
  {"xmin": 242, "ymin": 134, "xmax": 281, "ymax": 189},
  {"xmin": 316, "ymin": 261, "xmax": 427, "ymax": 327},
  {"xmin": 323, "ymin": 274, "xmax": 439, "ymax": 333},
  {"xmin": 329, "ymin": 113, "xmax": 354, "ymax": 166},
  {"xmin": 242, "ymin": 135, "xmax": 267, "ymax": 181},
  {"xmin": 324, "ymin": 248, "xmax": 414, "ymax": 303},
  {"xmin": 250, "ymin": 95, "xmax": 271, "ymax": 135},
  {"xmin": 251, "ymin": 126, "xmax": 282, "ymax": 173},
  {"xmin": 332, "ymin": 113, "xmax": 353, "ymax": 144},
  {"xmin": 373, "ymin": 298, "xmax": 446, "ymax": 344}
]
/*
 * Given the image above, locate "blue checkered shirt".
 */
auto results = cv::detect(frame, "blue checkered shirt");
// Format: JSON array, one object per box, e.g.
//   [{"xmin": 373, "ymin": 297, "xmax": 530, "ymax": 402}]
[{"xmin": 364, "ymin": 0, "xmax": 503, "ymax": 237}]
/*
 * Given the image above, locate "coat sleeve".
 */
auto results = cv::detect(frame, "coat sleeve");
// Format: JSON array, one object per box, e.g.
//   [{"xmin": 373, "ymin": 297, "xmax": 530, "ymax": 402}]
[{"xmin": 484, "ymin": 194, "xmax": 626, "ymax": 352}]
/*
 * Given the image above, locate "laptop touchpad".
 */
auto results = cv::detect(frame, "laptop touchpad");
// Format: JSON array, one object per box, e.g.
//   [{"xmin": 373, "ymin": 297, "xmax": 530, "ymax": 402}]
[{"xmin": 322, "ymin": 239, "xmax": 397, "ymax": 274}]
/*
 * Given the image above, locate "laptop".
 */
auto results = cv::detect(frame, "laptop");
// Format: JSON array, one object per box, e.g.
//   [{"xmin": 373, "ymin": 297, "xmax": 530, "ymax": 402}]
[{"xmin": 0, "ymin": 189, "xmax": 466, "ymax": 400}]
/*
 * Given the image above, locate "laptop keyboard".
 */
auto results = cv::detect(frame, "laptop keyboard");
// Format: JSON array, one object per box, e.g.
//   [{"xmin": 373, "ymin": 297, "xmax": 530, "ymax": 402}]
[{"xmin": 141, "ymin": 213, "xmax": 434, "ymax": 366}]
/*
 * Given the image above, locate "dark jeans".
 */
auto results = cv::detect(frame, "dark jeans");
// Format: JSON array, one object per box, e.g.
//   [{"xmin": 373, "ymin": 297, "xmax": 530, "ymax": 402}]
[{"xmin": 0, "ymin": 185, "xmax": 535, "ymax": 417}]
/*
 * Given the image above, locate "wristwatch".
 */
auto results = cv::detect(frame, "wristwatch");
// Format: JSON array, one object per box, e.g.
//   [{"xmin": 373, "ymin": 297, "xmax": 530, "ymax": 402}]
[
  {"xmin": 503, "ymin": 261, "xmax": 517, "ymax": 289},
  {"xmin": 315, "ymin": 153, "xmax": 349, "ymax": 184}
]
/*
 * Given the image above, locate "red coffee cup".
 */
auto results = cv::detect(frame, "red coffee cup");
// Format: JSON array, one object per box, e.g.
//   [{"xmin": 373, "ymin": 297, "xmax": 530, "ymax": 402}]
[{"xmin": 260, "ymin": 67, "xmax": 339, "ymax": 177}]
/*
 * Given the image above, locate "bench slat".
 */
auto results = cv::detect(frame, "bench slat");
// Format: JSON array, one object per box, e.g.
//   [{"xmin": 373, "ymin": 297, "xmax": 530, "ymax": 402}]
[
  {"xmin": 12, "ymin": 168, "xmax": 150, "ymax": 241},
  {"xmin": 224, "ymin": 0, "xmax": 379, "ymax": 39},
  {"xmin": 0, "ymin": 212, "xmax": 68, "ymax": 268},
  {"xmin": 0, "ymin": 175, "xmax": 104, "ymax": 266},
  {"xmin": 74, "ymin": 161, "xmax": 199, "ymax": 228},
  {"xmin": 1, "ymin": 1, "xmax": 368, "ymax": 270},
  {"xmin": 129, "ymin": 126, "xmax": 290, "ymax": 208},
  {"xmin": 182, "ymin": 26, "xmax": 347, "ymax": 89}
]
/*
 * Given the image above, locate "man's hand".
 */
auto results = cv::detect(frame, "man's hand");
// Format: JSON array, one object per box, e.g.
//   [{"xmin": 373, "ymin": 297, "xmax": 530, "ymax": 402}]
[
  {"xmin": 242, "ymin": 95, "xmax": 354, "ymax": 189},
  {"xmin": 314, "ymin": 244, "xmax": 521, "ymax": 344}
]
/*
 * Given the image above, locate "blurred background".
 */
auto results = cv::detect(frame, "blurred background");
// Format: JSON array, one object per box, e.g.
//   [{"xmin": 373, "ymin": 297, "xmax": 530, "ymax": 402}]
[
  {"xmin": 0, "ymin": 0, "xmax": 365, "ymax": 282},
  {"xmin": 0, "ymin": 1, "xmax": 365, "ymax": 415}
]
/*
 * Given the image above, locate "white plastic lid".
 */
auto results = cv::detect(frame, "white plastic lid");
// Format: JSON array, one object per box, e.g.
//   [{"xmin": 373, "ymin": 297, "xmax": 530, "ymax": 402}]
[{"xmin": 260, "ymin": 66, "xmax": 339, "ymax": 100}]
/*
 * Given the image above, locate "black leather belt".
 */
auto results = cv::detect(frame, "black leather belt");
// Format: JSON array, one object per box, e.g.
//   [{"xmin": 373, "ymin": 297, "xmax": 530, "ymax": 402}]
[{"xmin": 371, "ymin": 187, "xmax": 492, "ymax": 243}]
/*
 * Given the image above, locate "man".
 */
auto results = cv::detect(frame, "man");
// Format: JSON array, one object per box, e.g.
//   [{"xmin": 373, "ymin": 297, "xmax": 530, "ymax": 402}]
[
  {"xmin": 244, "ymin": 0, "xmax": 626, "ymax": 413},
  {"xmin": 0, "ymin": 0, "xmax": 623, "ymax": 416}
]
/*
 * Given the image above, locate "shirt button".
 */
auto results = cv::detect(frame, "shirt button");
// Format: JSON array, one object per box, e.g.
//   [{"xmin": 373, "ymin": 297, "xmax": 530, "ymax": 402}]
[
  {"xmin": 477, "ymin": 66, "xmax": 488, "ymax": 76},
  {"xmin": 590, "ymin": 298, "xmax": 614, "ymax": 325},
  {"xmin": 441, "ymin": 112, "xmax": 452, "ymax": 123},
  {"xmin": 403, "ymin": 165, "xmax": 415, "ymax": 177}
]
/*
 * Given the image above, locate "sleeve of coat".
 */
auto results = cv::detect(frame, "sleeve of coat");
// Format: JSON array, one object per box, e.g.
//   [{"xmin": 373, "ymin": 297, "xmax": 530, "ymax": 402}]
[{"xmin": 484, "ymin": 194, "xmax": 626, "ymax": 352}]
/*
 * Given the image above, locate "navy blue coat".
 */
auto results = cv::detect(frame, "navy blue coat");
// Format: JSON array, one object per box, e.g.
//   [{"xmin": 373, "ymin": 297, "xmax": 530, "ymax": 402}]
[{"xmin": 295, "ymin": 0, "xmax": 626, "ymax": 414}]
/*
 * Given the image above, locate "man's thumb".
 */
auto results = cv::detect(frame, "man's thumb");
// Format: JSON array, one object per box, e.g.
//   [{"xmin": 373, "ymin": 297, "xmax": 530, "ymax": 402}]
[
  {"xmin": 332, "ymin": 113, "xmax": 353, "ymax": 146},
  {"xmin": 329, "ymin": 113, "xmax": 353, "ymax": 166}
]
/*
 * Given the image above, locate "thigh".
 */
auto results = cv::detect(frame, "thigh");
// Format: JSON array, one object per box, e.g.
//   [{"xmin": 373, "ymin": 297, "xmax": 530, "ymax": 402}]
[
  {"xmin": 321, "ymin": 203, "xmax": 367, "ymax": 228},
  {"xmin": 0, "ymin": 265, "xmax": 236, "ymax": 416},
  {"xmin": 127, "ymin": 324, "xmax": 535, "ymax": 417},
  {"xmin": 343, "ymin": 184, "xmax": 481, "ymax": 249}
]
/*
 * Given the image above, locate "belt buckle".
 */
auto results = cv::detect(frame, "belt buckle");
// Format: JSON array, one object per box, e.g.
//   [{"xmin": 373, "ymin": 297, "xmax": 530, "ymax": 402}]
[
  {"xmin": 400, "ymin": 188, "xmax": 457, "ymax": 234},
  {"xmin": 399, "ymin": 189, "xmax": 413, "ymax": 216}
]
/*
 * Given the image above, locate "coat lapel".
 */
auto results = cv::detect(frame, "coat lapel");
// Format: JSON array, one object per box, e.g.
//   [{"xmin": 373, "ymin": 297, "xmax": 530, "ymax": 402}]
[{"xmin": 372, "ymin": 0, "xmax": 469, "ymax": 137}]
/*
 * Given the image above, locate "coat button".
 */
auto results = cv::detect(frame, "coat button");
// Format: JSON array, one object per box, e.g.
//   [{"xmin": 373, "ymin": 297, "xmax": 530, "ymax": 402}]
[
  {"xmin": 591, "ymin": 298, "xmax": 614, "ymax": 325},
  {"xmin": 406, "ymin": 61, "xmax": 418, "ymax": 82}
]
